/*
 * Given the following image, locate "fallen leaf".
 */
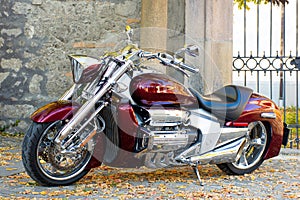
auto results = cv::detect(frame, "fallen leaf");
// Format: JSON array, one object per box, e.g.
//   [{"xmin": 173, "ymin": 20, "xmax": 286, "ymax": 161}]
[{"xmin": 5, "ymin": 167, "xmax": 17, "ymax": 171}]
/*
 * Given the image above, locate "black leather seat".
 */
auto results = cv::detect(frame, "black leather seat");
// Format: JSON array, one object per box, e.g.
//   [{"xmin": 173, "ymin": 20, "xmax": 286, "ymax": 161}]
[{"xmin": 189, "ymin": 85, "xmax": 253, "ymax": 121}]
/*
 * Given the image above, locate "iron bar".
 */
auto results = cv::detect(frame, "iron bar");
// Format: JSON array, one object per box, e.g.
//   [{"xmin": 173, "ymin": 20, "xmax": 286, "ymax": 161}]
[
  {"xmin": 257, "ymin": 2, "xmax": 260, "ymax": 57},
  {"xmin": 244, "ymin": 71, "xmax": 247, "ymax": 87},
  {"xmin": 296, "ymin": 0, "xmax": 299, "ymax": 149},
  {"xmin": 297, "ymin": 71, "xmax": 299, "ymax": 149},
  {"xmin": 244, "ymin": 0, "xmax": 247, "ymax": 57},
  {"xmin": 283, "ymin": 71, "xmax": 286, "ymax": 123},
  {"xmin": 297, "ymin": 0, "xmax": 299, "ymax": 57},
  {"xmin": 257, "ymin": 71, "xmax": 260, "ymax": 93},
  {"xmin": 270, "ymin": 71, "xmax": 273, "ymax": 99},
  {"xmin": 270, "ymin": 2, "xmax": 273, "ymax": 57}
]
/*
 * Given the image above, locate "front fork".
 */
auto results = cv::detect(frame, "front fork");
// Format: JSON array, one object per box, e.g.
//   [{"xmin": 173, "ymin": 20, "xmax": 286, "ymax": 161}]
[
  {"xmin": 54, "ymin": 59, "xmax": 134, "ymax": 150},
  {"xmin": 59, "ymin": 84, "xmax": 77, "ymax": 101}
]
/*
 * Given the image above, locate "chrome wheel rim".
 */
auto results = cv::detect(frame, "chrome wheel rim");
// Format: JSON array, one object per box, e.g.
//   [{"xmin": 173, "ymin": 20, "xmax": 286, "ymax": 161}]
[
  {"xmin": 233, "ymin": 121, "xmax": 267, "ymax": 169},
  {"xmin": 36, "ymin": 121, "xmax": 93, "ymax": 181}
]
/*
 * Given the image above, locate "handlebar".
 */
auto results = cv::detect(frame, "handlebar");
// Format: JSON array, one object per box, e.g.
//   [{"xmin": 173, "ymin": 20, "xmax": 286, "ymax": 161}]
[{"xmin": 138, "ymin": 51, "xmax": 199, "ymax": 75}]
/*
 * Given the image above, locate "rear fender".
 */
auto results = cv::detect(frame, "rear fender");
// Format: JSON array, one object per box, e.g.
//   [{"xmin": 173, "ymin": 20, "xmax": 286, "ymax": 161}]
[
  {"xmin": 233, "ymin": 93, "xmax": 284, "ymax": 159},
  {"xmin": 30, "ymin": 100, "xmax": 80, "ymax": 123}
]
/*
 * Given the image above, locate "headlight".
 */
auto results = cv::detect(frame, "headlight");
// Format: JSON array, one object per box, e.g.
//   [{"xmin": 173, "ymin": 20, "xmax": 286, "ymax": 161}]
[
  {"xmin": 68, "ymin": 55, "xmax": 103, "ymax": 83},
  {"xmin": 71, "ymin": 57, "xmax": 84, "ymax": 83}
]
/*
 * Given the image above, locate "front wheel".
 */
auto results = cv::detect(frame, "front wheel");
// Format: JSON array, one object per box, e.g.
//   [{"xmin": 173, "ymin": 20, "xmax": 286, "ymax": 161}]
[
  {"xmin": 217, "ymin": 121, "xmax": 270, "ymax": 175},
  {"xmin": 22, "ymin": 121, "xmax": 94, "ymax": 186}
]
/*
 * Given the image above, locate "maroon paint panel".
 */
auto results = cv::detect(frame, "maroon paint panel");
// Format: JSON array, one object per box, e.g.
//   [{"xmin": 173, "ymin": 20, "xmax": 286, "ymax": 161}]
[
  {"xmin": 86, "ymin": 133, "xmax": 106, "ymax": 169},
  {"xmin": 106, "ymin": 102, "xmax": 143, "ymax": 168},
  {"xmin": 130, "ymin": 73, "xmax": 198, "ymax": 107},
  {"xmin": 30, "ymin": 101, "xmax": 80, "ymax": 123},
  {"xmin": 235, "ymin": 93, "xmax": 284, "ymax": 159},
  {"xmin": 116, "ymin": 102, "xmax": 138, "ymax": 152}
]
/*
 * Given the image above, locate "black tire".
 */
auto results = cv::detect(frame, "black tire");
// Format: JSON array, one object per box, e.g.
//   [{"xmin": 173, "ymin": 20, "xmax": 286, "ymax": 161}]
[
  {"xmin": 22, "ymin": 121, "xmax": 93, "ymax": 186},
  {"xmin": 217, "ymin": 121, "xmax": 271, "ymax": 175}
]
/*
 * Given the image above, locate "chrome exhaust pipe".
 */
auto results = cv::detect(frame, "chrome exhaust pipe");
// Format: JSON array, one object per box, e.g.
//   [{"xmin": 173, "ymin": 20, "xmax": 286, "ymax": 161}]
[{"xmin": 186, "ymin": 137, "xmax": 246, "ymax": 165}]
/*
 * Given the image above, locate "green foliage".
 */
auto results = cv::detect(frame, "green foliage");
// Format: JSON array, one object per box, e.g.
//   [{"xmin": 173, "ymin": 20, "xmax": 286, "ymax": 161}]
[
  {"xmin": 284, "ymin": 106, "xmax": 300, "ymax": 125},
  {"xmin": 282, "ymin": 106, "xmax": 299, "ymax": 148},
  {"xmin": 0, "ymin": 120, "xmax": 24, "ymax": 137},
  {"xmin": 0, "ymin": 120, "xmax": 20, "ymax": 132},
  {"xmin": 234, "ymin": 0, "xmax": 289, "ymax": 9}
]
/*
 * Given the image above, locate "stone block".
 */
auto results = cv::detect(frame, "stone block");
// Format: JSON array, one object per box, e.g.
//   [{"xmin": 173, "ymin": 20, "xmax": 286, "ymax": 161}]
[
  {"xmin": 0, "ymin": 72, "xmax": 10, "ymax": 87},
  {"xmin": 0, "ymin": 37, "xmax": 4, "ymax": 48},
  {"xmin": 0, "ymin": 58, "xmax": 23, "ymax": 72},
  {"xmin": 32, "ymin": 0, "xmax": 42, "ymax": 6},
  {"xmin": 115, "ymin": 0, "xmax": 138, "ymax": 17},
  {"xmin": 1, "ymin": 28, "xmax": 22, "ymax": 37},
  {"xmin": 29, "ymin": 74, "xmax": 43, "ymax": 94},
  {"xmin": 0, "ymin": 104, "xmax": 35, "ymax": 119}
]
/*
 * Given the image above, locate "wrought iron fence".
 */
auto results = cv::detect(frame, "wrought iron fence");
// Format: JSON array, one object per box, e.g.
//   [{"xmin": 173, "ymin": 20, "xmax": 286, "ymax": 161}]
[
  {"xmin": 233, "ymin": 53, "xmax": 300, "ymax": 149},
  {"xmin": 232, "ymin": 0, "xmax": 299, "ymax": 149}
]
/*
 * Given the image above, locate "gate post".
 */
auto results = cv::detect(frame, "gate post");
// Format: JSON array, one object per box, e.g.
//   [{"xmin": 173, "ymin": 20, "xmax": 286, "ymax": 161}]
[
  {"xmin": 140, "ymin": 0, "xmax": 168, "ymax": 55},
  {"xmin": 140, "ymin": 0, "xmax": 185, "ymax": 82},
  {"xmin": 140, "ymin": 0, "xmax": 233, "ymax": 93},
  {"xmin": 186, "ymin": 0, "xmax": 233, "ymax": 93}
]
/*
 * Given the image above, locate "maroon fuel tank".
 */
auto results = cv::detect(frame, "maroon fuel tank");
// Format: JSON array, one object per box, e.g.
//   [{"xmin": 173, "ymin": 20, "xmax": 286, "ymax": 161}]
[{"xmin": 129, "ymin": 73, "xmax": 198, "ymax": 107}]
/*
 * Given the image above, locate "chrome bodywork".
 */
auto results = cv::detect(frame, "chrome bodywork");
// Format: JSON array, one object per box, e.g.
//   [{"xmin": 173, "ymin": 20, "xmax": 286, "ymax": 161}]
[{"xmin": 178, "ymin": 137, "xmax": 246, "ymax": 165}]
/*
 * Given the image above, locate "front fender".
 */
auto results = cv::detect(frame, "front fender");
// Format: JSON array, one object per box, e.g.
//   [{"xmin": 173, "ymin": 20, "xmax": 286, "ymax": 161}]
[{"xmin": 30, "ymin": 100, "xmax": 80, "ymax": 123}]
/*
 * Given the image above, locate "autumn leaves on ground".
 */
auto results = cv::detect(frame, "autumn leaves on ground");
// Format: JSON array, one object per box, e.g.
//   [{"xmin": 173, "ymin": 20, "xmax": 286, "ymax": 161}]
[{"xmin": 0, "ymin": 135, "xmax": 299, "ymax": 199}]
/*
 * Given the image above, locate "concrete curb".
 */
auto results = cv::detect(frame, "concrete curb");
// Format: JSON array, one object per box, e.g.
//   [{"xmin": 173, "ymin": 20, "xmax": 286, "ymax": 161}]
[{"xmin": 280, "ymin": 148, "xmax": 300, "ymax": 155}]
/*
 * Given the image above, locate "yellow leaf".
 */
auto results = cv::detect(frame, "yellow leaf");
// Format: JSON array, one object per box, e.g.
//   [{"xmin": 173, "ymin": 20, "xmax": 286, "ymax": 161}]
[
  {"xmin": 40, "ymin": 160, "xmax": 47, "ymax": 164},
  {"xmin": 6, "ymin": 167, "xmax": 17, "ymax": 171},
  {"xmin": 40, "ymin": 191, "xmax": 48, "ymax": 195},
  {"xmin": 32, "ymin": 192, "xmax": 39, "ymax": 195},
  {"xmin": 176, "ymin": 193, "xmax": 186, "ymax": 197}
]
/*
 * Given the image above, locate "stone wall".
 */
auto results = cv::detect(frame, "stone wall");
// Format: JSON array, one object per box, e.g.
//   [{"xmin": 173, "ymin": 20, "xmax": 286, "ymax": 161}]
[
  {"xmin": 0, "ymin": 0, "xmax": 141, "ymax": 133},
  {"xmin": 0, "ymin": 0, "xmax": 233, "ymax": 134}
]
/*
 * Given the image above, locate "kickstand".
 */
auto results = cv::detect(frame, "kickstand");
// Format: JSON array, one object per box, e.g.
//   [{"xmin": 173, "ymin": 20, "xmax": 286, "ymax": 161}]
[{"xmin": 192, "ymin": 164, "xmax": 204, "ymax": 186}]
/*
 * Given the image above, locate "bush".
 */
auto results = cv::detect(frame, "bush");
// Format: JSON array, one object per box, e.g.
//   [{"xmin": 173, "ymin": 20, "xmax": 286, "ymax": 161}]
[{"xmin": 282, "ymin": 106, "xmax": 299, "ymax": 148}]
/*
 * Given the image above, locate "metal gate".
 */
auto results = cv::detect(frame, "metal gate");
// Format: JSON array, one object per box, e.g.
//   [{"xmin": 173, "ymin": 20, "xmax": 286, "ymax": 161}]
[{"xmin": 232, "ymin": 0, "xmax": 299, "ymax": 149}]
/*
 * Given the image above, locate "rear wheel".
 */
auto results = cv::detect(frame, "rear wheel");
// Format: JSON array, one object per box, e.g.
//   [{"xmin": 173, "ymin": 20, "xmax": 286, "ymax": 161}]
[
  {"xmin": 217, "ymin": 121, "xmax": 270, "ymax": 175},
  {"xmin": 22, "ymin": 121, "xmax": 94, "ymax": 186}
]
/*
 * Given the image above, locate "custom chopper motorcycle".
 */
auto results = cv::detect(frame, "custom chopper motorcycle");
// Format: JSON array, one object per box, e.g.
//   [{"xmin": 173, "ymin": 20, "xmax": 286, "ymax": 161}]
[{"xmin": 22, "ymin": 27, "xmax": 289, "ymax": 186}]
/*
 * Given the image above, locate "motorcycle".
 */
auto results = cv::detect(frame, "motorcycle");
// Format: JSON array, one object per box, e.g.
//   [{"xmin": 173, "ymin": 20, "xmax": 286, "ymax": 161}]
[{"xmin": 22, "ymin": 27, "xmax": 289, "ymax": 186}]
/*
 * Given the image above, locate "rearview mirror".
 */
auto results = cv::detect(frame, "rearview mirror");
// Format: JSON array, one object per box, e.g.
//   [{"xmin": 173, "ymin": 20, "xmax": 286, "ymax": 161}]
[
  {"xmin": 185, "ymin": 45, "xmax": 199, "ymax": 57},
  {"xmin": 175, "ymin": 44, "xmax": 200, "ymax": 59}
]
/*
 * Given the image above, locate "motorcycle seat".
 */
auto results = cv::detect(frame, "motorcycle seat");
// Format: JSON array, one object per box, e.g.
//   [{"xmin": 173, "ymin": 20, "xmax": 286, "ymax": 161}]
[{"xmin": 189, "ymin": 85, "xmax": 253, "ymax": 121}]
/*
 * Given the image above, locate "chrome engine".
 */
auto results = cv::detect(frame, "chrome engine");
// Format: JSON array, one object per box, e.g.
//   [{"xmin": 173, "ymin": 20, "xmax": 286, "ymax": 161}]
[
  {"xmin": 148, "ymin": 109, "xmax": 191, "ymax": 127},
  {"xmin": 134, "ymin": 107, "xmax": 199, "ymax": 168}
]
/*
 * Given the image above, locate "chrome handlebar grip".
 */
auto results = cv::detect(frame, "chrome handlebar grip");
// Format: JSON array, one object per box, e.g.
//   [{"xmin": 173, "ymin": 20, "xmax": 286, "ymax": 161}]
[{"xmin": 139, "ymin": 51, "xmax": 199, "ymax": 75}]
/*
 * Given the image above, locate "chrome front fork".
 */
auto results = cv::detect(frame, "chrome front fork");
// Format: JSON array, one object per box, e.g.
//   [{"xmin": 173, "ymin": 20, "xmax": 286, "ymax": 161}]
[
  {"xmin": 54, "ymin": 59, "xmax": 134, "ymax": 150},
  {"xmin": 59, "ymin": 84, "xmax": 77, "ymax": 101}
]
